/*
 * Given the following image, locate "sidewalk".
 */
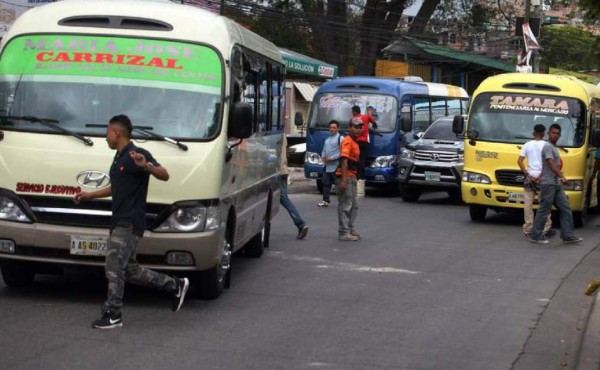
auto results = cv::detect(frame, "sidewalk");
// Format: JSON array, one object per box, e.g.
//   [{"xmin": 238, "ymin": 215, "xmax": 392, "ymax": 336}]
[{"xmin": 576, "ymin": 289, "xmax": 600, "ymax": 369}]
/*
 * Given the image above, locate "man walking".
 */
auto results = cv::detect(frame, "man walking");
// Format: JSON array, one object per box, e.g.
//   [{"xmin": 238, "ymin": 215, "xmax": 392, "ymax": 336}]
[
  {"xmin": 517, "ymin": 123, "xmax": 553, "ymax": 238},
  {"xmin": 336, "ymin": 118, "xmax": 362, "ymax": 241},
  {"xmin": 280, "ymin": 134, "xmax": 309, "ymax": 239},
  {"xmin": 74, "ymin": 114, "xmax": 189, "ymax": 329},
  {"xmin": 530, "ymin": 123, "xmax": 583, "ymax": 244},
  {"xmin": 318, "ymin": 120, "xmax": 342, "ymax": 207}
]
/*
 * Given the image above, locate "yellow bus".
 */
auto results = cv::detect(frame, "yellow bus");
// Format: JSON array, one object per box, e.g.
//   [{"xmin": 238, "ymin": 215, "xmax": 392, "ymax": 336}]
[
  {"xmin": 453, "ymin": 73, "xmax": 600, "ymax": 226},
  {"xmin": 0, "ymin": 0, "xmax": 286, "ymax": 298}
]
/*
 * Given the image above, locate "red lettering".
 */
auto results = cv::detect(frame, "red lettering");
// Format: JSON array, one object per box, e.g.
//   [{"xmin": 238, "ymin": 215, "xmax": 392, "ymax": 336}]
[
  {"xmin": 53, "ymin": 52, "xmax": 72, "ymax": 62},
  {"xmin": 72, "ymin": 53, "xmax": 93, "ymax": 63},
  {"xmin": 115, "ymin": 54, "xmax": 126, "ymax": 64},
  {"xmin": 94, "ymin": 53, "xmax": 114, "ymax": 64},
  {"xmin": 36, "ymin": 52, "xmax": 53, "ymax": 62},
  {"xmin": 146, "ymin": 57, "xmax": 165, "ymax": 68},
  {"xmin": 126, "ymin": 55, "xmax": 145, "ymax": 66},
  {"xmin": 165, "ymin": 58, "xmax": 183, "ymax": 70}
]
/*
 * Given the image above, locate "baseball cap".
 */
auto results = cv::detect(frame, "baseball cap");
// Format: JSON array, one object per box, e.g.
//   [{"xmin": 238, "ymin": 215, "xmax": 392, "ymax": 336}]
[{"xmin": 350, "ymin": 117, "xmax": 364, "ymax": 126}]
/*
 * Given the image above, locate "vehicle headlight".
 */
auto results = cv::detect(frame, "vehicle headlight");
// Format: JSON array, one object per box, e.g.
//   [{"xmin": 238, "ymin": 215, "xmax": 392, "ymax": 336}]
[
  {"xmin": 563, "ymin": 179, "xmax": 583, "ymax": 191},
  {"xmin": 155, "ymin": 205, "xmax": 220, "ymax": 233},
  {"xmin": 401, "ymin": 148, "xmax": 415, "ymax": 159},
  {"xmin": 305, "ymin": 151, "xmax": 324, "ymax": 165},
  {"xmin": 462, "ymin": 171, "xmax": 491, "ymax": 184},
  {"xmin": 0, "ymin": 195, "xmax": 31, "ymax": 223},
  {"xmin": 370, "ymin": 155, "xmax": 398, "ymax": 168}
]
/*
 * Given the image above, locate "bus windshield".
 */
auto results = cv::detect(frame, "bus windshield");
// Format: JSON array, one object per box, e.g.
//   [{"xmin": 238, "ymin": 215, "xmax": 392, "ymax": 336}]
[
  {"xmin": 469, "ymin": 92, "xmax": 585, "ymax": 147},
  {"xmin": 0, "ymin": 35, "xmax": 223, "ymax": 140},
  {"xmin": 308, "ymin": 93, "xmax": 398, "ymax": 133}
]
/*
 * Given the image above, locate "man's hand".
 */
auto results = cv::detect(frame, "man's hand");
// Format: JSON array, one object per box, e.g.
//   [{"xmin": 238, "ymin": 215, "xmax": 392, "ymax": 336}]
[
  {"xmin": 130, "ymin": 151, "xmax": 147, "ymax": 168},
  {"xmin": 560, "ymin": 177, "xmax": 569, "ymax": 185},
  {"xmin": 73, "ymin": 191, "xmax": 92, "ymax": 204},
  {"xmin": 338, "ymin": 179, "xmax": 347, "ymax": 194}
]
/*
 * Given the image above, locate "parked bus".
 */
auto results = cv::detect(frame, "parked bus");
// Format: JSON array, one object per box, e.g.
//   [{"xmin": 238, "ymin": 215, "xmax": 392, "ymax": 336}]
[
  {"xmin": 0, "ymin": 0, "xmax": 286, "ymax": 298},
  {"xmin": 453, "ymin": 73, "xmax": 600, "ymax": 226},
  {"xmin": 303, "ymin": 77, "xmax": 469, "ymax": 192}
]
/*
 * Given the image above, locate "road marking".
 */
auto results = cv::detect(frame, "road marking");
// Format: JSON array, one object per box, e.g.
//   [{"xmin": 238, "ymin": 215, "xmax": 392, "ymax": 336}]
[{"xmin": 269, "ymin": 252, "xmax": 419, "ymax": 274}]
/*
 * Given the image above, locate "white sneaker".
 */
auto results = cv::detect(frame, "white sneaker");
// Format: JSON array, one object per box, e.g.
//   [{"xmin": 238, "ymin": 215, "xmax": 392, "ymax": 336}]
[{"xmin": 317, "ymin": 201, "xmax": 330, "ymax": 207}]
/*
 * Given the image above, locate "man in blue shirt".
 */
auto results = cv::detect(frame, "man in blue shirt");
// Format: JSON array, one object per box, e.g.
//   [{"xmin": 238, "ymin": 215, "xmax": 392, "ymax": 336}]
[
  {"xmin": 74, "ymin": 114, "xmax": 189, "ymax": 329},
  {"xmin": 318, "ymin": 120, "xmax": 342, "ymax": 207}
]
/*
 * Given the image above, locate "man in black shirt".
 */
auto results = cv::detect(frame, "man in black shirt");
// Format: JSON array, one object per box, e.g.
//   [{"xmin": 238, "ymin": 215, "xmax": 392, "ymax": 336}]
[{"xmin": 74, "ymin": 114, "xmax": 189, "ymax": 329}]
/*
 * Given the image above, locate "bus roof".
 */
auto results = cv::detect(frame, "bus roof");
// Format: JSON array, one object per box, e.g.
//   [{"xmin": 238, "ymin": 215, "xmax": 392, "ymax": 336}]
[
  {"xmin": 315, "ymin": 76, "xmax": 468, "ymax": 98},
  {"xmin": 473, "ymin": 73, "xmax": 600, "ymax": 102},
  {"xmin": 1, "ymin": 0, "xmax": 282, "ymax": 63}
]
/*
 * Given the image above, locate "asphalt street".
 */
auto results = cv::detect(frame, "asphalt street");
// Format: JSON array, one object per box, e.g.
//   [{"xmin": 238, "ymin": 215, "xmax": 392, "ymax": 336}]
[{"xmin": 1, "ymin": 168, "xmax": 600, "ymax": 370}]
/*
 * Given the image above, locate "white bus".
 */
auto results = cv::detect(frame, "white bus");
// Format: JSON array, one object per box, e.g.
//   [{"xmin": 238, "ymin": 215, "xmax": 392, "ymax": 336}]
[{"xmin": 0, "ymin": 0, "xmax": 285, "ymax": 298}]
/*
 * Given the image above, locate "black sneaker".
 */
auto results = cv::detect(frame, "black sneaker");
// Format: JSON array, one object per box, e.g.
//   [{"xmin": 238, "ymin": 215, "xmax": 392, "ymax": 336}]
[
  {"xmin": 297, "ymin": 225, "xmax": 308, "ymax": 239},
  {"xmin": 172, "ymin": 277, "xmax": 189, "ymax": 312},
  {"xmin": 92, "ymin": 310, "xmax": 122, "ymax": 329},
  {"xmin": 530, "ymin": 236, "xmax": 549, "ymax": 244},
  {"xmin": 544, "ymin": 230, "xmax": 557, "ymax": 238},
  {"xmin": 563, "ymin": 236, "xmax": 583, "ymax": 244}
]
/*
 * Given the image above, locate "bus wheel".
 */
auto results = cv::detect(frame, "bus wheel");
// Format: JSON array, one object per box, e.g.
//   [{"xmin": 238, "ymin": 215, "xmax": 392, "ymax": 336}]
[
  {"xmin": 243, "ymin": 224, "xmax": 267, "ymax": 258},
  {"xmin": 469, "ymin": 205, "xmax": 487, "ymax": 222},
  {"xmin": 194, "ymin": 233, "xmax": 232, "ymax": 299},
  {"xmin": 0, "ymin": 261, "xmax": 35, "ymax": 287},
  {"xmin": 316, "ymin": 180, "xmax": 323, "ymax": 194},
  {"xmin": 401, "ymin": 187, "xmax": 421, "ymax": 202},
  {"xmin": 447, "ymin": 189, "xmax": 463, "ymax": 203}
]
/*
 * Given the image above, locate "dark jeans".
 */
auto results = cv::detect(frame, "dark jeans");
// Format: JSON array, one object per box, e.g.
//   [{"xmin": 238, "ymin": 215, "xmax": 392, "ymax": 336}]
[
  {"xmin": 322, "ymin": 171, "xmax": 336, "ymax": 202},
  {"xmin": 280, "ymin": 175, "xmax": 306, "ymax": 230},
  {"xmin": 531, "ymin": 184, "xmax": 575, "ymax": 240},
  {"xmin": 358, "ymin": 141, "xmax": 368, "ymax": 179}
]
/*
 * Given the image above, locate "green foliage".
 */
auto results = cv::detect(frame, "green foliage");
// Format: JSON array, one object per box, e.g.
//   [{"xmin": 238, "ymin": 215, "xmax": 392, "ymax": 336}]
[{"xmin": 540, "ymin": 25, "xmax": 600, "ymax": 71}]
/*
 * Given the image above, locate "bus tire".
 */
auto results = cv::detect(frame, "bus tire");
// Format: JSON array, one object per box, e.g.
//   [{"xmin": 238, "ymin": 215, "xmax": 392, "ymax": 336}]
[
  {"xmin": 401, "ymin": 187, "xmax": 421, "ymax": 202},
  {"xmin": 243, "ymin": 224, "xmax": 266, "ymax": 258},
  {"xmin": 316, "ymin": 180, "xmax": 323, "ymax": 194},
  {"xmin": 194, "ymin": 229, "xmax": 232, "ymax": 300},
  {"xmin": 447, "ymin": 189, "xmax": 463, "ymax": 203},
  {"xmin": 0, "ymin": 261, "xmax": 35, "ymax": 287},
  {"xmin": 469, "ymin": 205, "xmax": 487, "ymax": 222}
]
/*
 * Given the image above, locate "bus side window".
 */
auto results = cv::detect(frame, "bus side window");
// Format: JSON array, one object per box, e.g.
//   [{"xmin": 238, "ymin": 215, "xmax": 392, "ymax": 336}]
[
  {"xmin": 272, "ymin": 65, "xmax": 284, "ymax": 132},
  {"xmin": 413, "ymin": 97, "xmax": 430, "ymax": 132}
]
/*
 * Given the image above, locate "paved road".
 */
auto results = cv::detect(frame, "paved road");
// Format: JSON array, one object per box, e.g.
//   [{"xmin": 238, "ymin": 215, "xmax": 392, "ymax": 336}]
[{"xmin": 1, "ymin": 181, "xmax": 600, "ymax": 369}]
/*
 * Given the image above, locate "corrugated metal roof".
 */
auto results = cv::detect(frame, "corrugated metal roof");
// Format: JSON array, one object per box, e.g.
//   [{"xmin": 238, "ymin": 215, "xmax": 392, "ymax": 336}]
[{"xmin": 294, "ymin": 82, "xmax": 317, "ymax": 101}]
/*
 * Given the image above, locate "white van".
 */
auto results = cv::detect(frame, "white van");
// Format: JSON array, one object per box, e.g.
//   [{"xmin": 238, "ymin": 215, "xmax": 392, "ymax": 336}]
[{"xmin": 0, "ymin": 0, "xmax": 284, "ymax": 298}]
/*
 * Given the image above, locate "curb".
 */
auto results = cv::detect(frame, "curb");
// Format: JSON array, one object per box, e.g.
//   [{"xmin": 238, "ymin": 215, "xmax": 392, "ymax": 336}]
[{"xmin": 574, "ymin": 292, "xmax": 600, "ymax": 369}]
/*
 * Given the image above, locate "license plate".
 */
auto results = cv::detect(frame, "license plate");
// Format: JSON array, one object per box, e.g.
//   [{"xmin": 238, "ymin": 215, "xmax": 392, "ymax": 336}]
[
  {"xmin": 508, "ymin": 192, "xmax": 524, "ymax": 202},
  {"xmin": 424, "ymin": 171, "xmax": 441, "ymax": 181},
  {"xmin": 70, "ymin": 235, "xmax": 108, "ymax": 256}
]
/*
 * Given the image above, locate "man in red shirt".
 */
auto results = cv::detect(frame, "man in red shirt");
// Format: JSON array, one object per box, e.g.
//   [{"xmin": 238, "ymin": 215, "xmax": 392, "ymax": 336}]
[
  {"xmin": 350, "ymin": 105, "xmax": 377, "ymax": 179},
  {"xmin": 336, "ymin": 118, "xmax": 362, "ymax": 241}
]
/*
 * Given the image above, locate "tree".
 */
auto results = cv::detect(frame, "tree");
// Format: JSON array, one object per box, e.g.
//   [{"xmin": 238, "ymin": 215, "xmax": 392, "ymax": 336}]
[
  {"xmin": 539, "ymin": 25, "xmax": 600, "ymax": 71},
  {"xmin": 579, "ymin": 0, "xmax": 600, "ymax": 23}
]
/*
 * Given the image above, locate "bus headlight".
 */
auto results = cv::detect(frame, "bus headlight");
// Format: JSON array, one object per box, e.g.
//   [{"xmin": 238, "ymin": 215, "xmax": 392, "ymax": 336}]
[
  {"xmin": 371, "ymin": 155, "xmax": 398, "ymax": 168},
  {"xmin": 305, "ymin": 151, "xmax": 324, "ymax": 165},
  {"xmin": 155, "ymin": 205, "xmax": 220, "ymax": 233},
  {"xmin": 462, "ymin": 171, "xmax": 491, "ymax": 184},
  {"xmin": 0, "ymin": 195, "xmax": 31, "ymax": 223},
  {"xmin": 563, "ymin": 179, "xmax": 583, "ymax": 191},
  {"xmin": 400, "ymin": 148, "xmax": 415, "ymax": 159}
]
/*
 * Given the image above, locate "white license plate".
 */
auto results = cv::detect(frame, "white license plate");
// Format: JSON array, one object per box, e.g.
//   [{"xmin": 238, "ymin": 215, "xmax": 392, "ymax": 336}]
[
  {"xmin": 70, "ymin": 235, "xmax": 108, "ymax": 256},
  {"xmin": 424, "ymin": 171, "xmax": 441, "ymax": 181},
  {"xmin": 508, "ymin": 192, "xmax": 524, "ymax": 202}
]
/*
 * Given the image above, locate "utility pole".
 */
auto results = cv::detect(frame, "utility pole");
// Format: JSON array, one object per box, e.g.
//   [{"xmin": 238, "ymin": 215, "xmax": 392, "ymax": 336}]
[{"xmin": 531, "ymin": 0, "xmax": 543, "ymax": 73}]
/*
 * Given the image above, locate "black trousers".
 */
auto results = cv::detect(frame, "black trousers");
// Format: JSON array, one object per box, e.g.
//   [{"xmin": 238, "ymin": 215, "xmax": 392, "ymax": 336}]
[{"xmin": 358, "ymin": 141, "xmax": 368, "ymax": 180}]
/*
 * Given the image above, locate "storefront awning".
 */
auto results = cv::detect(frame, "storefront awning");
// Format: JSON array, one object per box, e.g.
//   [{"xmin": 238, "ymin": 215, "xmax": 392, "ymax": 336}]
[
  {"xmin": 293, "ymin": 82, "xmax": 317, "ymax": 101},
  {"xmin": 279, "ymin": 48, "xmax": 338, "ymax": 79}
]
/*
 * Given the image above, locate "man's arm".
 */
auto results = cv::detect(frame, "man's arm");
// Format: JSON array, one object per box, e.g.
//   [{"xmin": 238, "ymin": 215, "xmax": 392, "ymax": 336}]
[
  {"xmin": 131, "ymin": 151, "xmax": 169, "ymax": 181},
  {"xmin": 517, "ymin": 156, "xmax": 527, "ymax": 174},
  {"xmin": 73, "ymin": 186, "xmax": 112, "ymax": 204},
  {"xmin": 338, "ymin": 157, "xmax": 348, "ymax": 193},
  {"xmin": 546, "ymin": 158, "xmax": 567, "ymax": 184}
]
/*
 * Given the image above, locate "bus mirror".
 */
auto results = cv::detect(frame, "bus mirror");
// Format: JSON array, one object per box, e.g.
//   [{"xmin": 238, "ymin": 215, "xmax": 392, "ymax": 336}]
[
  {"xmin": 452, "ymin": 115, "xmax": 465, "ymax": 134},
  {"xmin": 592, "ymin": 129, "xmax": 600, "ymax": 148},
  {"xmin": 400, "ymin": 113, "xmax": 412, "ymax": 132},
  {"xmin": 294, "ymin": 112, "xmax": 304, "ymax": 127},
  {"xmin": 229, "ymin": 102, "xmax": 252, "ymax": 139}
]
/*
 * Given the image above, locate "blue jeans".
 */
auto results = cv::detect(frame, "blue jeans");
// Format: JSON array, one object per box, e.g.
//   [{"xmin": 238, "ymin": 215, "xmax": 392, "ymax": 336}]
[
  {"xmin": 322, "ymin": 171, "xmax": 335, "ymax": 203},
  {"xmin": 531, "ymin": 184, "xmax": 575, "ymax": 240},
  {"xmin": 280, "ymin": 176, "xmax": 306, "ymax": 230},
  {"xmin": 336, "ymin": 177, "xmax": 358, "ymax": 235}
]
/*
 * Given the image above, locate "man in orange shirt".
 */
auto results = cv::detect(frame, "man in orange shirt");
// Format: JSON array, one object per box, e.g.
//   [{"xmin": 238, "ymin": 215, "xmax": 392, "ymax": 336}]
[
  {"xmin": 336, "ymin": 118, "xmax": 362, "ymax": 241},
  {"xmin": 350, "ymin": 105, "xmax": 377, "ymax": 179}
]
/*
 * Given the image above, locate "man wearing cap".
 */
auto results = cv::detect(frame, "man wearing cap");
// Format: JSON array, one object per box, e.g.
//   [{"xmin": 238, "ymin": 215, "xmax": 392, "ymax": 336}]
[
  {"xmin": 350, "ymin": 105, "xmax": 377, "ymax": 179},
  {"xmin": 336, "ymin": 118, "xmax": 362, "ymax": 241}
]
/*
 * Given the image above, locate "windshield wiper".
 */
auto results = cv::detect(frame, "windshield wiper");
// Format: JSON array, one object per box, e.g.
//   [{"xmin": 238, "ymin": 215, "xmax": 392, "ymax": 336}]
[
  {"xmin": 3, "ymin": 115, "xmax": 93, "ymax": 146},
  {"xmin": 85, "ymin": 124, "xmax": 188, "ymax": 151}
]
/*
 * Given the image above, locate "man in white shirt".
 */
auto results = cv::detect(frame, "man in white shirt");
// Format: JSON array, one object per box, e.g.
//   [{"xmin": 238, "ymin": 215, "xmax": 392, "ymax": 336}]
[{"xmin": 517, "ymin": 123, "xmax": 553, "ymax": 237}]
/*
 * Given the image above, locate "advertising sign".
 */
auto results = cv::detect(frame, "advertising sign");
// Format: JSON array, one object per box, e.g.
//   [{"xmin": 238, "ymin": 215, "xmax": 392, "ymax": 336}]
[{"xmin": 0, "ymin": 0, "xmax": 54, "ymax": 37}]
